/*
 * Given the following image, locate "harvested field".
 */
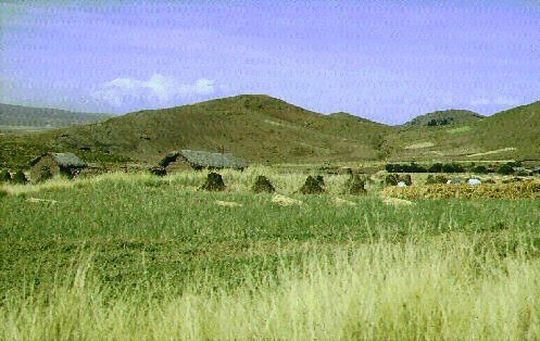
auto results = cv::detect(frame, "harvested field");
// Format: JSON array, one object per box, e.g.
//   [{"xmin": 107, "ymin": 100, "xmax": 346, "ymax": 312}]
[{"xmin": 382, "ymin": 180, "xmax": 540, "ymax": 200}]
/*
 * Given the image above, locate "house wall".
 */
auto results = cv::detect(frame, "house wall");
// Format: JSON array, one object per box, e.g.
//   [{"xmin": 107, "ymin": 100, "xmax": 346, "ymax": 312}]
[{"xmin": 165, "ymin": 156, "xmax": 195, "ymax": 173}]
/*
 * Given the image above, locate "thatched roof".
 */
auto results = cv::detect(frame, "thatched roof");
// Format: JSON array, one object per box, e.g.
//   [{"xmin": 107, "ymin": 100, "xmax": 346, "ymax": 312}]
[
  {"xmin": 160, "ymin": 150, "xmax": 247, "ymax": 169},
  {"xmin": 30, "ymin": 152, "xmax": 86, "ymax": 168}
]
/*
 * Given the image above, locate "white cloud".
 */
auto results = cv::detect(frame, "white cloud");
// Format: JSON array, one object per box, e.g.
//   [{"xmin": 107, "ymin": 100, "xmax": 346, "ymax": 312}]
[{"xmin": 93, "ymin": 74, "xmax": 215, "ymax": 107}]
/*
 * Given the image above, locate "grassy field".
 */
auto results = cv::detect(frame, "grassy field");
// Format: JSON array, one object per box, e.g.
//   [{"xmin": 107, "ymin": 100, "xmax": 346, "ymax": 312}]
[{"xmin": 1, "ymin": 168, "xmax": 540, "ymax": 339}]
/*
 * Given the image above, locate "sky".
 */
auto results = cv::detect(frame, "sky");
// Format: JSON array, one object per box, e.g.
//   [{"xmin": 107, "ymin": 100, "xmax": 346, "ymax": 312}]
[{"xmin": 0, "ymin": 0, "xmax": 539, "ymax": 124}]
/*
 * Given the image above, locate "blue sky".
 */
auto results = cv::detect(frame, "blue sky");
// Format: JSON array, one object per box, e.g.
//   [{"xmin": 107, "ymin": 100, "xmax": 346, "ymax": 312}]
[{"xmin": 0, "ymin": 0, "xmax": 539, "ymax": 124}]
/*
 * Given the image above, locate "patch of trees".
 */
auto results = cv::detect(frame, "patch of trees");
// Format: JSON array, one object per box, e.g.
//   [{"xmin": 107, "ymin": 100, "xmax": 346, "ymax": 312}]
[
  {"xmin": 385, "ymin": 162, "xmax": 428, "ymax": 173},
  {"xmin": 427, "ymin": 117, "xmax": 454, "ymax": 126},
  {"xmin": 385, "ymin": 162, "xmax": 466, "ymax": 173}
]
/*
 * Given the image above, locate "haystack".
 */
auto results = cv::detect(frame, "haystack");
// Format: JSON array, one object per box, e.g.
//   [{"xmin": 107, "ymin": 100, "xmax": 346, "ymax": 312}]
[
  {"xmin": 345, "ymin": 174, "xmax": 366, "ymax": 195},
  {"xmin": 299, "ymin": 175, "xmax": 325, "ymax": 194},
  {"xmin": 252, "ymin": 175, "xmax": 275, "ymax": 193},
  {"xmin": 200, "ymin": 172, "xmax": 226, "ymax": 191}
]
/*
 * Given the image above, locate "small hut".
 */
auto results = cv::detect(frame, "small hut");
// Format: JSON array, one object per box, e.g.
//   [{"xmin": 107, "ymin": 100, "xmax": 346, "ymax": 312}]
[
  {"xmin": 159, "ymin": 150, "xmax": 247, "ymax": 172},
  {"xmin": 29, "ymin": 152, "xmax": 86, "ymax": 179}
]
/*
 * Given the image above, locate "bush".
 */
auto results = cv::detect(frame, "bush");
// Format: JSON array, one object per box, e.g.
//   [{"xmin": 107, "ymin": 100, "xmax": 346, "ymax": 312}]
[
  {"xmin": 385, "ymin": 174, "xmax": 399, "ymax": 186},
  {"xmin": 34, "ymin": 165, "xmax": 53, "ymax": 183},
  {"xmin": 0, "ymin": 169, "xmax": 11, "ymax": 183},
  {"xmin": 442, "ymin": 163, "xmax": 465, "ymax": 173},
  {"xmin": 472, "ymin": 165, "xmax": 489, "ymax": 174},
  {"xmin": 425, "ymin": 175, "xmax": 449, "ymax": 185},
  {"xmin": 385, "ymin": 163, "xmax": 427, "ymax": 173},
  {"xmin": 399, "ymin": 174, "xmax": 412, "ymax": 186},
  {"xmin": 497, "ymin": 164, "xmax": 514, "ymax": 175},
  {"xmin": 12, "ymin": 170, "xmax": 28, "ymax": 185},
  {"xmin": 428, "ymin": 163, "xmax": 443, "ymax": 173}
]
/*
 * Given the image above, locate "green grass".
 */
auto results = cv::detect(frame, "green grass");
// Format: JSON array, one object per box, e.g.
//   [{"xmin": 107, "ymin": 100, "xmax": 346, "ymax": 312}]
[{"xmin": 1, "ymin": 170, "xmax": 540, "ymax": 339}]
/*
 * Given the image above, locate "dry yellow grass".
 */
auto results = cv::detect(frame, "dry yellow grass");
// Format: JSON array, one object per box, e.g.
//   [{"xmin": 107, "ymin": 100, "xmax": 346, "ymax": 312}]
[
  {"xmin": 382, "ymin": 180, "xmax": 540, "ymax": 200},
  {"xmin": 215, "ymin": 200, "xmax": 243, "ymax": 207},
  {"xmin": 271, "ymin": 194, "xmax": 303, "ymax": 206}
]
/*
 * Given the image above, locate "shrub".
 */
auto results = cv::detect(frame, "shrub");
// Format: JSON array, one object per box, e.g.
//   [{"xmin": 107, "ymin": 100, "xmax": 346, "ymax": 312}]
[
  {"xmin": 12, "ymin": 170, "xmax": 28, "ymax": 185},
  {"xmin": 442, "ymin": 163, "xmax": 465, "ymax": 173},
  {"xmin": 428, "ymin": 163, "xmax": 443, "ymax": 173},
  {"xmin": 472, "ymin": 165, "xmax": 489, "ymax": 174},
  {"xmin": 34, "ymin": 165, "xmax": 53, "ymax": 183},
  {"xmin": 385, "ymin": 163, "xmax": 427, "ymax": 173},
  {"xmin": 497, "ymin": 164, "xmax": 514, "ymax": 175},
  {"xmin": 252, "ymin": 175, "xmax": 275, "ymax": 193},
  {"xmin": 385, "ymin": 174, "xmax": 399, "ymax": 186},
  {"xmin": 0, "ymin": 169, "xmax": 11, "ymax": 183},
  {"xmin": 399, "ymin": 174, "xmax": 412, "ymax": 186},
  {"xmin": 299, "ymin": 176, "xmax": 324, "ymax": 194}
]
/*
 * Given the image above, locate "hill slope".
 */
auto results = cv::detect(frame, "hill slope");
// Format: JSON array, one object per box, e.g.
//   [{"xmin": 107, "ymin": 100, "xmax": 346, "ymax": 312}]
[
  {"xmin": 405, "ymin": 109, "xmax": 484, "ymax": 127},
  {"xmin": 0, "ymin": 103, "xmax": 111, "ymax": 128},
  {"xmin": 1, "ymin": 96, "xmax": 538, "ymax": 169},
  {"xmin": 0, "ymin": 95, "xmax": 392, "ymax": 168},
  {"xmin": 385, "ymin": 101, "xmax": 540, "ymax": 161}
]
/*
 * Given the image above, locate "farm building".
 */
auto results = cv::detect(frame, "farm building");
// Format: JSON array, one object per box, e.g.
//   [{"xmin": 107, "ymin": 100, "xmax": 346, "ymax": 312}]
[
  {"xmin": 159, "ymin": 150, "xmax": 247, "ymax": 172},
  {"xmin": 29, "ymin": 152, "xmax": 86, "ymax": 179}
]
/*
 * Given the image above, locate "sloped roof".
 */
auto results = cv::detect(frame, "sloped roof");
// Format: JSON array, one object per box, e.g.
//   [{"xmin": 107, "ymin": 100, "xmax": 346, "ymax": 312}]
[
  {"xmin": 180, "ymin": 150, "xmax": 247, "ymax": 169},
  {"xmin": 30, "ymin": 152, "xmax": 86, "ymax": 168}
]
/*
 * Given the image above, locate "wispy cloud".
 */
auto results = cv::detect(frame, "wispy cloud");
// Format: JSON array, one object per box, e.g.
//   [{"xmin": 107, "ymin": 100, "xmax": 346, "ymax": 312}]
[{"xmin": 92, "ymin": 74, "xmax": 215, "ymax": 107}]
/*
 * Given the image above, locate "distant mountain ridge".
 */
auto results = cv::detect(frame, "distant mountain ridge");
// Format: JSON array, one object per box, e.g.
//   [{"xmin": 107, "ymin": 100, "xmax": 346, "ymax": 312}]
[
  {"xmin": 0, "ymin": 103, "xmax": 111, "ymax": 128},
  {"xmin": 405, "ymin": 109, "xmax": 484, "ymax": 127}
]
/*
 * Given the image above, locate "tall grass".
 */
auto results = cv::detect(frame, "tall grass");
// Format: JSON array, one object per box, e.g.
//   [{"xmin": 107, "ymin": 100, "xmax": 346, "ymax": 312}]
[
  {"xmin": 2, "ymin": 235, "xmax": 539, "ymax": 340},
  {"xmin": 1, "ymin": 170, "xmax": 540, "ymax": 339}
]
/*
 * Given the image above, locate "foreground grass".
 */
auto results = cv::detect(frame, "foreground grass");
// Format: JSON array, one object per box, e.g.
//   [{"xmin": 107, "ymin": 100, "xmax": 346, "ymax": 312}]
[
  {"xmin": 1, "ymin": 171, "xmax": 540, "ymax": 339},
  {"xmin": 2, "ymin": 238, "xmax": 539, "ymax": 340}
]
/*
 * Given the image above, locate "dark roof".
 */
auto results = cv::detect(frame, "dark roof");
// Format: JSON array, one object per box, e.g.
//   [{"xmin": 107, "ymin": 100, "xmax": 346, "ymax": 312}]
[
  {"xmin": 161, "ymin": 150, "xmax": 247, "ymax": 169},
  {"xmin": 181, "ymin": 150, "xmax": 247, "ymax": 169},
  {"xmin": 30, "ymin": 152, "xmax": 86, "ymax": 168}
]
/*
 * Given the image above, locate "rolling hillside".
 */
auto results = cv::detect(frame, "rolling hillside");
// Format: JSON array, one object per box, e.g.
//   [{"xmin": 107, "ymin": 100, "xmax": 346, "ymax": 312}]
[
  {"xmin": 0, "ymin": 95, "xmax": 392, "ymax": 168},
  {"xmin": 0, "ymin": 95, "xmax": 538, "ymax": 169},
  {"xmin": 0, "ymin": 103, "xmax": 111, "ymax": 129},
  {"xmin": 385, "ymin": 101, "xmax": 540, "ymax": 161},
  {"xmin": 405, "ymin": 109, "xmax": 484, "ymax": 127}
]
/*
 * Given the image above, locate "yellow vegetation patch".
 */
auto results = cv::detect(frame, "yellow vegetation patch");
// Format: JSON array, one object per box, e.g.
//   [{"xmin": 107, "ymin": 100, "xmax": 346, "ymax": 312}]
[
  {"xmin": 447, "ymin": 126, "xmax": 472, "ymax": 134},
  {"xmin": 271, "ymin": 194, "xmax": 303, "ymax": 206},
  {"xmin": 404, "ymin": 141, "xmax": 435, "ymax": 149},
  {"xmin": 215, "ymin": 200, "xmax": 243, "ymax": 208},
  {"xmin": 467, "ymin": 147, "xmax": 516, "ymax": 158},
  {"xmin": 382, "ymin": 180, "xmax": 540, "ymax": 200},
  {"xmin": 382, "ymin": 197, "xmax": 415, "ymax": 206},
  {"xmin": 26, "ymin": 197, "xmax": 61, "ymax": 204},
  {"xmin": 332, "ymin": 197, "xmax": 356, "ymax": 206}
]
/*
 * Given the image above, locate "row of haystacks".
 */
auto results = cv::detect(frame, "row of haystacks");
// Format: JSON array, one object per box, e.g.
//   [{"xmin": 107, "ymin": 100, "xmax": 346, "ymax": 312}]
[
  {"xmin": 382, "ymin": 180, "xmax": 540, "ymax": 200},
  {"xmin": 199, "ymin": 172, "xmax": 367, "ymax": 195}
]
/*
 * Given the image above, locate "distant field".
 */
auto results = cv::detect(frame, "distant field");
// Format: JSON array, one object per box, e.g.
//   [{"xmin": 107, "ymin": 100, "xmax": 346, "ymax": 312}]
[
  {"xmin": 1, "ymin": 169, "xmax": 540, "ymax": 339},
  {"xmin": 0, "ymin": 125, "xmax": 57, "ymax": 133}
]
